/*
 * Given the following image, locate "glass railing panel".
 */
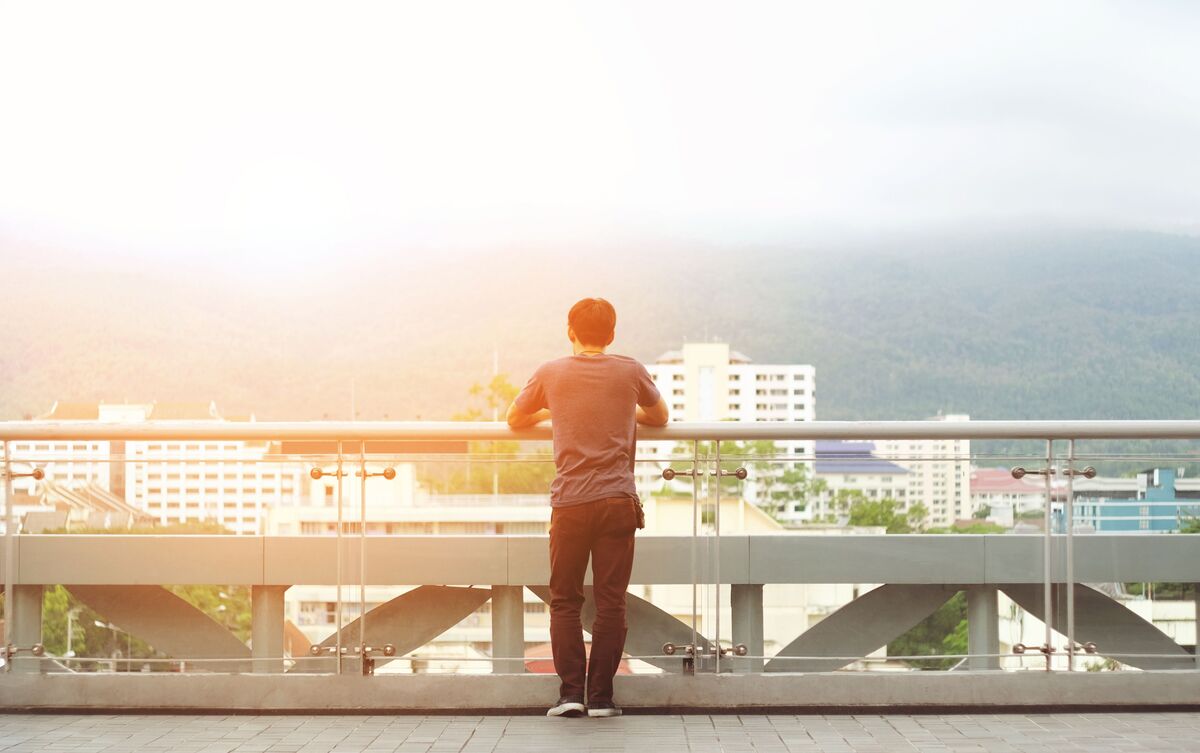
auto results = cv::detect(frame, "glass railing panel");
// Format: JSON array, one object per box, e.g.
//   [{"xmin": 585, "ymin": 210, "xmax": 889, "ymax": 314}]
[
  {"xmin": 700, "ymin": 440, "xmax": 1052, "ymax": 675},
  {"xmin": 4, "ymin": 427, "xmax": 1196, "ymax": 678},
  {"xmin": 1062, "ymin": 439, "xmax": 1200, "ymax": 672}
]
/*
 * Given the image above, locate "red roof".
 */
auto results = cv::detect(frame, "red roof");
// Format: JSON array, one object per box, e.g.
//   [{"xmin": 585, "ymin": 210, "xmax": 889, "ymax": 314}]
[{"xmin": 970, "ymin": 468, "xmax": 1044, "ymax": 494}]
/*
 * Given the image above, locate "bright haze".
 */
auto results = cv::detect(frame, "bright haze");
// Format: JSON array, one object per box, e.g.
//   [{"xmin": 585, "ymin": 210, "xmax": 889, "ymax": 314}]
[{"xmin": 1, "ymin": 1, "xmax": 1198, "ymax": 421}]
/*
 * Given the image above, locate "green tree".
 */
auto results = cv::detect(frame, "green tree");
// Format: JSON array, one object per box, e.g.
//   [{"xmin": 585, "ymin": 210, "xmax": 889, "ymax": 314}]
[
  {"xmin": 835, "ymin": 491, "xmax": 926, "ymax": 533},
  {"xmin": 927, "ymin": 520, "xmax": 1007, "ymax": 534},
  {"xmin": 418, "ymin": 373, "xmax": 556, "ymax": 494},
  {"xmin": 887, "ymin": 592, "xmax": 966, "ymax": 670}
]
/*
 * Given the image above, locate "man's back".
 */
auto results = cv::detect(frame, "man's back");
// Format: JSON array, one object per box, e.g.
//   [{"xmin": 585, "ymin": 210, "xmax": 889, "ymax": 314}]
[{"xmin": 512, "ymin": 353, "xmax": 660, "ymax": 507}]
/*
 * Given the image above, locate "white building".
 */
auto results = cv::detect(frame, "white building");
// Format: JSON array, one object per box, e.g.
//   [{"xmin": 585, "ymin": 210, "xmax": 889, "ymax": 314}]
[
  {"xmin": 7, "ymin": 402, "xmax": 114, "ymax": 497},
  {"xmin": 7, "ymin": 401, "xmax": 304, "ymax": 535},
  {"xmin": 970, "ymin": 467, "xmax": 1045, "ymax": 518},
  {"xmin": 640, "ymin": 342, "xmax": 816, "ymax": 506},
  {"xmin": 804, "ymin": 440, "xmax": 911, "ymax": 524},
  {"xmin": 874, "ymin": 414, "xmax": 972, "ymax": 528}
]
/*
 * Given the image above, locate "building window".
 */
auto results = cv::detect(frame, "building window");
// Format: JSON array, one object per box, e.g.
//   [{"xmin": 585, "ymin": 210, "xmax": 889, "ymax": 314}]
[
  {"xmin": 730, "ymin": 374, "xmax": 740, "ymax": 381},
  {"xmin": 729, "ymin": 404, "xmax": 741, "ymax": 411},
  {"xmin": 672, "ymin": 374, "xmax": 684, "ymax": 382}
]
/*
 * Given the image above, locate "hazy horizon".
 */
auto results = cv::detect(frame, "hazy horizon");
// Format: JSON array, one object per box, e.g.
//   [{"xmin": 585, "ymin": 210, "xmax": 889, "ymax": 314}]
[{"xmin": 4, "ymin": 0, "xmax": 1200, "ymax": 270}]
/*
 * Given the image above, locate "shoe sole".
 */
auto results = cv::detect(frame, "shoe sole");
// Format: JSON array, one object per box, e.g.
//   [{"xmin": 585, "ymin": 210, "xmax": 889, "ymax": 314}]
[
  {"xmin": 587, "ymin": 708, "xmax": 622, "ymax": 718},
  {"xmin": 547, "ymin": 703, "xmax": 586, "ymax": 718}
]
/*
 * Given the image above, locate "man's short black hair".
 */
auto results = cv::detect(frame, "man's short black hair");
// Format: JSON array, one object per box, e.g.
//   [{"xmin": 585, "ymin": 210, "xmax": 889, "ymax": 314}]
[{"xmin": 568, "ymin": 298, "xmax": 616, "ymax": 346}]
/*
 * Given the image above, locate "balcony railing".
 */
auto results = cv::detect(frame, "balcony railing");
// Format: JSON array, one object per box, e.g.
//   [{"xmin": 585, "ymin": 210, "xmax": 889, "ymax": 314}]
[{"xmin": 2, "ymin": 420, "xmax": 1199, "ymax": 710}]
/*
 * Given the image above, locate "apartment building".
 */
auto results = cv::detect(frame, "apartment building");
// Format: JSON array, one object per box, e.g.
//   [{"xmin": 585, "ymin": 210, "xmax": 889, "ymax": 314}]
[
  {"xmin": 640, "ymin": 342, "xmax": 816, "ymax": 504},
  {"xmin": 8, "ymin": 401, "xmax": 303, "ymax": 534},
  {"xmin": 803, "ymin": 440, "xmax": 911, "ymax": 523},
  {"xmin": 874, "ymin": 414, "xmax": 972, "ymax": 528}
]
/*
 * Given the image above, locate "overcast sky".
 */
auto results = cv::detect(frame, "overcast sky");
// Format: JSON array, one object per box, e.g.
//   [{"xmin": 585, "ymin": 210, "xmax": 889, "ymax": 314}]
[{"xmin": 1, "ymin": 0, "xmax": 1198, "ymax": 265}]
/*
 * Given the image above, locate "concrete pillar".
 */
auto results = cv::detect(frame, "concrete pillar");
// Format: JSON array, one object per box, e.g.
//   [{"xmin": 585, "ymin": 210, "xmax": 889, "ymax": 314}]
[
  {"xmin": 251, "ymin": 585, "xmax": 287, "ymax": 673},
  {"xmin": 966, "ymin": 586, "xmax": 1000, "ymax": 670},
  {"xmin": 731, "ymin": 584, "xmax": 764, "ymax": 673},
  {"xmin": 11, "ymin": 584, "xmax": 44, "ymax": 673},
  {"xmin": 491, "ymin": 586, "xmax": 525, "ymax": 674}
]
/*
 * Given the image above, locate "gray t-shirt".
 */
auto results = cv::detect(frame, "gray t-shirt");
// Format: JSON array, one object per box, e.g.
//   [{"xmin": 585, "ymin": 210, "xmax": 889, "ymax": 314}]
[{"xmin": 513, "ymin": 353, "xmax": 662, "ymax": 507}]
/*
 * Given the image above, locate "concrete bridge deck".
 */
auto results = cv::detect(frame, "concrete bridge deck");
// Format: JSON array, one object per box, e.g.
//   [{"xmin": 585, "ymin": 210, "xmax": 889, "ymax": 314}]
[{"xmin": 2, "ymin": 712, "xmax": 1199, "ymax": 752}]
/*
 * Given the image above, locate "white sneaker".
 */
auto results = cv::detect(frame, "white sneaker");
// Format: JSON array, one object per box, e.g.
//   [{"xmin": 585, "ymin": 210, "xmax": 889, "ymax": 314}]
[
  {"xmin": 547, "ymin": 697, "xmax": 586, "ymax": 717},
  {"xmin": 587, "ymin": 701, "xmax": 623, "ymax": 718}
]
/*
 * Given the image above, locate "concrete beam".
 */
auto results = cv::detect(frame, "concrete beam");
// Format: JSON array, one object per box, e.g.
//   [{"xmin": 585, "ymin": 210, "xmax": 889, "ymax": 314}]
[
  {"xmin": 1001, "ymin": 583, "xmax": 1194, "ymax": 670},
  {"xmin": 731, "ymin": 584, "xmax": 764, "ymax": 673},
  {"xmin": 490, "ymin": 586, "xmax": 525, "ymax": 674},
  {"xmin": 251, "ymin": 586, "xmax": 287, "ymax": 674},
  {"xmin": 966, "ymin": 587, "xmax": 1000, "ymax": 671},
  {"xmin": 766, "ymin": 584, "xmax": 959, "ymax": 673},
  {"xmin": 300, "ymin": 586, "xmax": 491, "ymax": 674},
  {"xmin": 10, "ymin": 535, "xmax": 1200, "ymax": 587},
  {"xmin": 4, "ymin": 671, "xmax": 1200, "ymax": 712},
  {"xmin": 65, "ymin": 585, "xmax": 251, "ymax": 672},
  {"xmin": 10, "ymin": 584, "xmax": 43, "ymax": 673}
]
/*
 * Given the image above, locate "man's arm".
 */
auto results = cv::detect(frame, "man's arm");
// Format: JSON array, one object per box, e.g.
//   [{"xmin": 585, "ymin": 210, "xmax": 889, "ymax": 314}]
[
  {"xmin": 636, "ymin": 397, "xmax": 669, "ymax": 427},
  {"xmin": 507, "ymin": 402, "xmax": 551, "ymax": 429}
]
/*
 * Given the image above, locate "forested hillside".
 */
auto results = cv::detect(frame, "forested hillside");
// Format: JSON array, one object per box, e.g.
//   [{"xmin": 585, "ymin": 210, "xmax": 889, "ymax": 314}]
[{"xmin": 2, "ymin": 229, "xmax": 1198, "ymax": 423}]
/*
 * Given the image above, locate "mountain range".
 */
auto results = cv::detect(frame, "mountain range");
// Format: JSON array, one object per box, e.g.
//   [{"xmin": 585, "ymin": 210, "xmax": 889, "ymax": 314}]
[{"xmin": 3, "ymin": 228, "xmax": 1198, "ymax": 430}]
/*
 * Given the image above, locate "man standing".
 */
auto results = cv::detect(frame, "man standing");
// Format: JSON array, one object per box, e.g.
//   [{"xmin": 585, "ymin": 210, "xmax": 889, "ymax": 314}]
[{"xmin": 507, "ymin": 298, "xmax": 669, "ymax": 718}]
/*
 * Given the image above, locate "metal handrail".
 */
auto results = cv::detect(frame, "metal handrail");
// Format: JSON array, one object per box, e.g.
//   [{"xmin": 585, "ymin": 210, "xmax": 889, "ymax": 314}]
[{"xmin": 4, "ymin": 419, "xmax": 1200, "ymax": 441}]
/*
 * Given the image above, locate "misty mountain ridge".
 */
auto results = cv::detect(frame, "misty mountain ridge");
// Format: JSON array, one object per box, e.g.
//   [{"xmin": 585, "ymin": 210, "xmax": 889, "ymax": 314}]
[{"xmin": 2, "ymin": 229, "xmax": 1198, "ymax": 423}]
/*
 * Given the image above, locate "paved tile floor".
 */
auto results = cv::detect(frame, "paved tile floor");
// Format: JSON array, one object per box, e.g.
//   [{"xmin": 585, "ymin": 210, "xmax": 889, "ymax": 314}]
[{"xmin": 1, "ymin": 713, "xmax": 1199, "ymax": 753}]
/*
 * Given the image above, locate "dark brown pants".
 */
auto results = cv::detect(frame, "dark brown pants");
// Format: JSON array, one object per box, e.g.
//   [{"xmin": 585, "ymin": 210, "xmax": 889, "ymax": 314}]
[{"xmin": 548, "ymin": 497, "xmax": 638, "ymax": 704}]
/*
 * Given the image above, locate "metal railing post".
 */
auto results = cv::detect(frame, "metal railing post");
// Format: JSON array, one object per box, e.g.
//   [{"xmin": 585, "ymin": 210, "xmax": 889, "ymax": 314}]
[
  {"xmin": 359, "ymin": 440, "xmax": 368, "ymax": 675},
  {"xmin": 3, "ymin": 440, "xmax": 13, "ymax": 671},
  {"xmin": 1043, "ymin": 439, "xmax": 1054, "ymax": 671},
  {"xmin": 335, "ymin": 441, "xmax": 344, "ymax": 675},
  {"xmin": 1065, "ymin": 438, "xmax": 1076, "ymax": 671},
  {"xmin": 713, "ymin": 440, "xmax": 721, "ymax": 675},
  {"xmin": 691, "ymin": 440, "xmax": 699, "ymax": 673}
]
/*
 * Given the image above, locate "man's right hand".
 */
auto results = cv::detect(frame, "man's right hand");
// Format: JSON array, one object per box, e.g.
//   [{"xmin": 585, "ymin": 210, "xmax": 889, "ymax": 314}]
[
  {"xmin": 507, "ymin": 403, "xmax": 551, "ymax": 428},
  {"xmin": 636, "ymin": 398, "xmax": 669, "ymax": 427}
]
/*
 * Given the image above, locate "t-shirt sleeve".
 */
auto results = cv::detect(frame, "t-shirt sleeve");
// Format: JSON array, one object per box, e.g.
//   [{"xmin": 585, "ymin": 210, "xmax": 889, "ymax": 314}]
[
  {"xmin": 635, "ymin": 362, "xmax": 662, "ymax": 407},
  {"xmin": 513, "ymin": 367, "xmax": 548, "ymax": 414}
]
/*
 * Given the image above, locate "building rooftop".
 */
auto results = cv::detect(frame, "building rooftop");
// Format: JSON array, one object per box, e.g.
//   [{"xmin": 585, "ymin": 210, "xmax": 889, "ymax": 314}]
[
  {"xmin": 37, "ymin": 401, "xmax": 101, "ymax": 420},
  {"xmin": 814, "ymin": 440, "xmax": 908, "ymax": 475},
  {"xmin": 148, "ymin": 400, "xmax": 220, "ymax": 420},
  {"xmin": 970, "ymin": 468, "xmax": 1044, "ymax": 494}
]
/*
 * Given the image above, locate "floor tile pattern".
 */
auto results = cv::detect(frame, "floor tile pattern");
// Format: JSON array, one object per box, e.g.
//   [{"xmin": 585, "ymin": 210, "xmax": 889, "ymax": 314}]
[{"xmin": 1, "ymin": 713, "xmax": 1198, "ymax": 752}]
